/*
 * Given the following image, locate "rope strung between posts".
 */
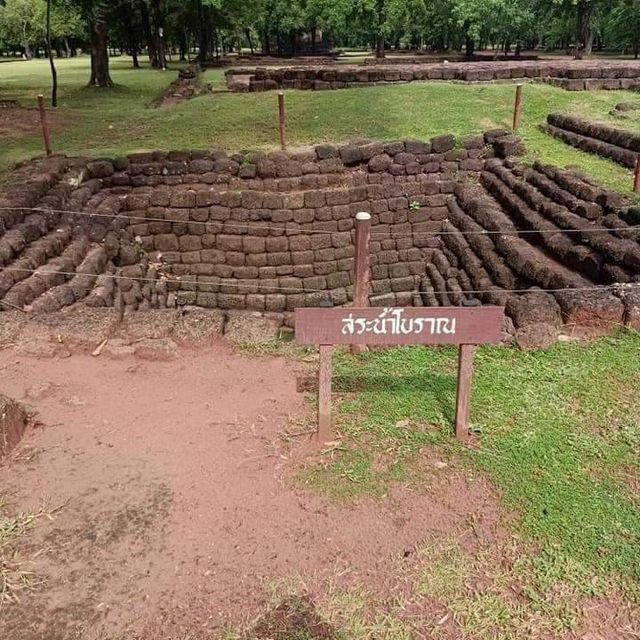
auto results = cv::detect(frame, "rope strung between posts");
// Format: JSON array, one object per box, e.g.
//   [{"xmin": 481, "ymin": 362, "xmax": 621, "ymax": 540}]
[
  {"xmin": 0, "ymin": 207, "xmax": 638, "ymax": 239},
  {"xmin": 0, "ymin": 264, "xmax": 638, "ymax": 298}
]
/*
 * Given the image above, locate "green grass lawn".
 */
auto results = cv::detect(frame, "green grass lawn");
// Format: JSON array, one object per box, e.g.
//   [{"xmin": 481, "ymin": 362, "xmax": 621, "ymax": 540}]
[
  {"xmin": 291, "ymin": 331, "xmax": 640, "ymax": 638},
  {"xmin": 1, "ymin": 56, "xmax": 640, "ymax": 191}
]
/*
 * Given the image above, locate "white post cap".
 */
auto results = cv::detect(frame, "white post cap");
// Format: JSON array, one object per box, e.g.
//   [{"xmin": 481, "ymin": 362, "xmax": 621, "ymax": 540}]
[{"xmin": 355, "ymin": 211, "xmax": 371, "ymax": 221}]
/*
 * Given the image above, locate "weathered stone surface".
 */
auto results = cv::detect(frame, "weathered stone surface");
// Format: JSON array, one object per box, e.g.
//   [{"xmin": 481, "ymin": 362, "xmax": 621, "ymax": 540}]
[
  {"xmin": 224, "ymin": 311, "xmax": 282, "ymax": 343},
  {"xmin": 369, "ymin": 153, "xmax": 393, "ymax": 172},
  {"xmin": 506, "ymin": 291, "xmax": 562, "ymax": 328},
  {"xmin": 515, "ymin": 323, "xmax": 559, "ymax": 350},
  {"xmin": 430, "ymin": 134, "xmax": 456, "ymax": 153}
]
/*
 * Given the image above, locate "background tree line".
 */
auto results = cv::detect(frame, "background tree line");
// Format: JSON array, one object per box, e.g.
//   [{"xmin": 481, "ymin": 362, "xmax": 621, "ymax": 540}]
[{"xmin": 1, "ymin": 0, "xmax": 640, "ymax": 89}]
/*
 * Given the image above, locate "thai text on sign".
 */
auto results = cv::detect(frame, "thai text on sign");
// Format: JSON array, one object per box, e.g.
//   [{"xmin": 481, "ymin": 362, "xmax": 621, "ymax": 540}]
[
  {"xmin": 295, "ymin": 306, "xmax": 504, "ymax": 346},
  {"xmin": 341, "ymin": 307, "xmax": 457, "ymax": 337}
]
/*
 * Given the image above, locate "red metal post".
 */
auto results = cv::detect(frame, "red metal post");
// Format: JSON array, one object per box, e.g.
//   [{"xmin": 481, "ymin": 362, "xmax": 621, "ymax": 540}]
[
  {"xmin": 37, "ymin": 94, "xmax": 53, "ymax": 156},
  {"xmin": 454, "ymin": 344, "xmax": 475, "ymax": 440},
  {"xmin": 351, "ymin": 212, "xmax": 372, "ymax": 355},
  {"xmin": 634, "ymin": 155, "xmax": 640, "ymax": 193},
  {"xmin": 512, "ymin": 84, "xmax": 523, "ymax": 132},
  {"xmin": 278, "ymin": 92, "xmax": 286, "ymax": 151}
]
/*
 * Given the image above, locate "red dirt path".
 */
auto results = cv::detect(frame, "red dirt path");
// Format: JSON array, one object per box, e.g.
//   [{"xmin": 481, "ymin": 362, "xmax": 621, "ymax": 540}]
[{"xmin": 0, "ymin": 336, "xmax": 503, "ymax": 639}]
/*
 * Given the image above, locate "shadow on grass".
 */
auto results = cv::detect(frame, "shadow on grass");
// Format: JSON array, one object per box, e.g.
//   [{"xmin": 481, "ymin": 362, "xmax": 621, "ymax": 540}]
[{"xmin": 333, "ymin": 371, "xmax": 458, "ymax": 424}]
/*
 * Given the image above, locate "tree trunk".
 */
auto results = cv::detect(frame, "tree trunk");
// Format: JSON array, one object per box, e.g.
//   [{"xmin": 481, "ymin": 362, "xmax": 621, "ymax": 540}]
[
  {"xmin": 198, "ymin": 1, "xmax": 210, "ymax": 63},
  {"xmin": 88, "ymin": 20, "xmax": 113, "ymax": 87},
  {"xmin": 46, "ymin": 0, "xmax": 58, "ymax": 106},
  {"xmin": 178, "ymin": 30, "xmax": 187, "ymax": 62},
  {"xmin": 131, "ymin": 44, "xmax": 140, "ymax": 68},
  {"xmin": 463, "ymin": 22, "xmax": 476, "ymax": 58},
  {"xmin": 151, "ymin": 0, "xmax": 166, "ymax": 69},
  {"xmin": 311, "ymin": 25, "xmax": 316, "ymax": 54},
  {"xmin": 245, "ymin": 28, "xmax": 254, "ymax": 55},
  {"xmin": 576, "ymin": 0, "xmax": 595, "ymax": 58},
  {"xmin": 121, "ymin": 2, "xmax": 140, "ymax": 69},
  {"xmin": 64, "ymin": 37, "xmax": 71, "ymax": 57},
  {"xmin": 375, "ymin": 0, "xmax": 385, "ymax": 58},
  {"xmin": 465, "ymin": 34, "xmax": 475, "ymax": 57},
  {"xmin": 139, "ymin": 0, "xmax": 159, "ymax": 67}
]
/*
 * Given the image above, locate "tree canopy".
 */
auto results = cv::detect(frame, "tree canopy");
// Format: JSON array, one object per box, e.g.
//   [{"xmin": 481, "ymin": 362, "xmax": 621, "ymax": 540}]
[{"xmin": 1, "ymin": 0, "xmax": 639, "ymax": 88}]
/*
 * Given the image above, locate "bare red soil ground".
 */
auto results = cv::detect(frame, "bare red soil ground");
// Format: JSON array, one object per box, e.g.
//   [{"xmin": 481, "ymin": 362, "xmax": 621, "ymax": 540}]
[
  {"xmin": 0, "ymin": 327, "xmax": 506, "ymax": 640},
  {"xmin": 0, "ymin": 106, "xmax": 64, "ymax": 143}
]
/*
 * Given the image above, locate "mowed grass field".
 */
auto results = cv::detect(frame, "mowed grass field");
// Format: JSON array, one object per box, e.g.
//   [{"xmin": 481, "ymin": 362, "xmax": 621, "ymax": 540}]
[
  {"xmin": 1, "ymin": 56, "xmax": 639, "ymax": 638},
  {"xmin": 286, "ymin": 333, "xmax": 640, "ymax": 638},
  {"xmin": 1, "ymin": 56, "xmax": 640, "ymax": 191}
]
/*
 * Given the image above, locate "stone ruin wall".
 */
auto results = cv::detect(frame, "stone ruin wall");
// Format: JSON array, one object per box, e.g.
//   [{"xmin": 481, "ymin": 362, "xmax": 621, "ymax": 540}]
[
  {"xmin": 545, "ymin": 113, "xmax": 640, "ymax": 168},
  {"xmin": 360, "ymin": 54, "xmax": 541, "ymax": 65},
  {"xmin": 1, "ymin": 130, "xmax": 639, "ymax": 345},
  {"xmin": 0, "ymin": 132, "xmax": 496, "ymax": 316},
  {"xmin": 226, "ymin": 60, "xmax": 640, "ymax": 92}
]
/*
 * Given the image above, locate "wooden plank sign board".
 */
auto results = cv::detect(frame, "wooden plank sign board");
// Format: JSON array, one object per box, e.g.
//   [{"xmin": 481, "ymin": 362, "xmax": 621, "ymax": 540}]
[{"xmin": 295, "ymin": 306, "xmax": 505, "ymax": 442}]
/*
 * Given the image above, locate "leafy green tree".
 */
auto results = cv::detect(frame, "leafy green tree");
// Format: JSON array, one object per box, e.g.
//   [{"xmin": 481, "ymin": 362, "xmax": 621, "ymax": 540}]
[
  {"xmin": 0, "ymin": 0, "xmax": 40, "ymax": 57},
  {"xmin": 604, "ymin": 0, "xmax": 640, "ymax": 57}
]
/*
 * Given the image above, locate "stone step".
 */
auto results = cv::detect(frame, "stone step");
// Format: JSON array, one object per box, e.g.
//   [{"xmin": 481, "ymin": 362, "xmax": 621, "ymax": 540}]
[
  {"xmin": 0, "ymin": 210, "xmax": 60, "ymax": 267},
  {"xmin": 524, "ymin": 165, "xmax": 602, "ymax": 220},
  {"xmin": 544, "ymin": 122, "xmax": 636, "ymax": 169},
  {"xmin": 487, "ymin": 160, "xmax": 640, "ymax": 278},
  {"xmin": 2, "ymin": 236, "xmax": 90, "ymax": 310},
  {"xmin": 480, "ymin": 167, "xmax": 604, "ymax": 282},
  {"xmin": 446, "ymin": 198, "xmax": 519, "ymax": 290},
  {"xmin": 533, "ymin": 161, "xmax": 628, "ymax": 213},
  {"xmin": 29, "ymin": 247, "xmax": 109, "ymax": 314},
  {"xmin": 0, "ymin": 228, "xmax": 73, "ymax": 299},
  {"xmin": 455, "ymin": 183, "xmax": 590, "ymax": 292},
  {"xmin": 84, "ymin": 267, "xmax": 118, "ymax": 308}
]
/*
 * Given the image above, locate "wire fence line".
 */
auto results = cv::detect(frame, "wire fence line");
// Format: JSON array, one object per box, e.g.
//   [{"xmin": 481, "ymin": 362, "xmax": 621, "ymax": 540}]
[
  {"xmin": 0, "ymin": 206, "xmax": 638, "ymax": 239},
  {"xmin": 0, "ymin": 265, "xmax": 638, "ymax": 298}
]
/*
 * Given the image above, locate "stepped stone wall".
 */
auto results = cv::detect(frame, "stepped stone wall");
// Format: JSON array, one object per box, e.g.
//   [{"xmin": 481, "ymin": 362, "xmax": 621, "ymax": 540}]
[
  {"xmin": 545, "ymin": 113, "xmax": 640, "ymax": 168},
  {"xmin": 1, "ymin": 131, "xmax": 639, "ymax": 345}
]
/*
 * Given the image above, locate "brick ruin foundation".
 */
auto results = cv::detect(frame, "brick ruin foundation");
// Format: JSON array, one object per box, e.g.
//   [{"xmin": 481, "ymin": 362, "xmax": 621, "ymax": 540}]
[
  {"xmin": 225, "ymin": 60, "xmax": 640, "ymax": 92},
  {"xmin": 545, "ymin": 113, "xmax": 640, "ymax": 168},
  {"xmin": 1, "ymin": 131, "xmax": 639, "ymax": 347}
]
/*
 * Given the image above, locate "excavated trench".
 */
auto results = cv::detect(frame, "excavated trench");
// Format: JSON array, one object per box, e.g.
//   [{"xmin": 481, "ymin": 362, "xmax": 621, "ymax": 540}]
[{"xmin": 0, "ymin": 130, "xmax": 639, "ymax": 347}]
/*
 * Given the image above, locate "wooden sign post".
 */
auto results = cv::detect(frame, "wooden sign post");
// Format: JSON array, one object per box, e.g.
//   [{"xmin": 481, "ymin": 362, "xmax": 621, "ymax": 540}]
[
  {"xmin": 295, "ymin": 306, "xmax": 504, "ymax": 443},
  {"xmin": 351, "ymin": 212, "xmax": 371, "ymax": 355},
  {"xmin": 37, "ymin": 94, "xmax": 53, "ymax": 156},
  {"xmin": 277, "ymin": 92, "xmax": 286, "ymax": 151},
  {"xmin": 512, "ymin": 83, "xmax": 523, "ymax": 131}
]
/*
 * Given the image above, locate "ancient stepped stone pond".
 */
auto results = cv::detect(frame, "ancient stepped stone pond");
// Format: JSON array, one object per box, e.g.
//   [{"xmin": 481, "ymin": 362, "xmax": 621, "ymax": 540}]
[{"xmin": 0, "ymin": 131, "xmax": 639, "ymax": 346}]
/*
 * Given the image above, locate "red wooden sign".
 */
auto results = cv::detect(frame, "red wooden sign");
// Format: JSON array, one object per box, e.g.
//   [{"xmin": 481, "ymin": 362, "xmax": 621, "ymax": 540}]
[
  {"xmin": 295, "ymin": 306, "xmax": 504, "ymax": 346},
  {"xmin": 295, "ymin": 306, "xmax": 505, "ymax": 443}
]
